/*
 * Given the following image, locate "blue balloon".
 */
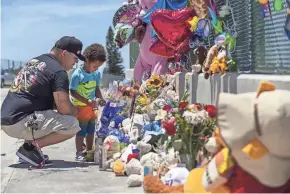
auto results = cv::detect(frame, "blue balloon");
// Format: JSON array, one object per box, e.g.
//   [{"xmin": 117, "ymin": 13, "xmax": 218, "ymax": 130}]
[
  {"xmin": 142, "ymin": 0, "xmax": 165, "ymax": 24},
  {"xmin": 208, "ymin": 7, "xmax": 217, "ymax": 25},
  {"xmin": 166, "ymin": 0, "xmax": 187, "ymax": 10}
]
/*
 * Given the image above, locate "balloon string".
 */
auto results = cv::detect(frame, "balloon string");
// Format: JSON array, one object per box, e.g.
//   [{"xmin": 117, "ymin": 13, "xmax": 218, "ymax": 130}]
[{"xmin": 208, "ymin": 0, "xmax": 216, "ymax": 14}]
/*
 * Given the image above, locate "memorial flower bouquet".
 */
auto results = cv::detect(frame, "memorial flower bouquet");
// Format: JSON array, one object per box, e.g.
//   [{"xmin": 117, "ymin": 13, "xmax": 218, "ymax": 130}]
[{"xmin": 159, "ymin": 92, "xmax": 217, "ymax": 169}]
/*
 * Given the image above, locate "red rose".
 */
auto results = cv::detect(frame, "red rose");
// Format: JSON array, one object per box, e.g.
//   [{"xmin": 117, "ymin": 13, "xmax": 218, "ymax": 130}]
[
  {"xmin": 204, "ymin": 105, "xmax": 216, "ymax": 118},
  {"xmin": 162, "ymin": 117, "xmax": 176, "ymax": 136},
  {"xmin": 179, "ymin": 101, "xmax": 189, "ymax": 110},
  {"xmin": 163, "ymin": 105, "xmax": 172, "ymax": 112}
]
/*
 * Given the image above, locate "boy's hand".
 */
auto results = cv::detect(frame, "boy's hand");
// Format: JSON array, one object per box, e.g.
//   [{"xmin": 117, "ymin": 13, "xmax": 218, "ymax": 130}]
[{"xmin": 87, "ymin": 99, "xmax": 97, "ymax": 108}]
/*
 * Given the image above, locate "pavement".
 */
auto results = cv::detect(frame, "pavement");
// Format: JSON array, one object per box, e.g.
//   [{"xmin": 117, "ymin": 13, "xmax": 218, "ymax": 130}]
[{"xmin": 1, "ymin": 88, "xmax": 143, "ymax": 193}]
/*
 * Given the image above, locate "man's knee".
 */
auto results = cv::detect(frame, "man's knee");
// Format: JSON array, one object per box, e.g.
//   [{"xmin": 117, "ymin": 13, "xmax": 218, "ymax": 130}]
[{"xmin": 58, "ymin": 115, "xmax": 81, "ymax": 136}]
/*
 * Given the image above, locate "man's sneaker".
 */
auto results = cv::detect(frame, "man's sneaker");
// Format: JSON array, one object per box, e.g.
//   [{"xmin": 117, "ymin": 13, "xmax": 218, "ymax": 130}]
[
  {"xmin": 16, "ymin": 143, "xmax": 52, "ymax": 167},
  {"xmin": 18, "ymin": 154, "xmax": 49, "ymax": 163},
  {"xmin": 75, "ymin": 152, "xmax": 86, "ymax": 162}
]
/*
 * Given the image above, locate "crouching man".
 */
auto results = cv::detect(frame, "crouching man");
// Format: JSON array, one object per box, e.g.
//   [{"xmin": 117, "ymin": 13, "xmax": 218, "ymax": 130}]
[{"xmin": 0, "ymin": 36, "xmax": 85, "ymax": 167}]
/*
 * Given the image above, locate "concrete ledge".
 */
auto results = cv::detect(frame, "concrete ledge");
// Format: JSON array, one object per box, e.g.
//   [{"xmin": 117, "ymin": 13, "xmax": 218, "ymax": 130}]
[
  {"xmin": 185, "ymin": 73, "xmax": 238, "ymax": 105},
  {"xmin": 174, "ymin": 72, "xmax": 186, "ymax": 100},
  {"xmin": 237, "ymin": 74, "xmax": 290, "ymax": 93},
  {"xmin": 125, "ymin": 69, "xmax": 134, "ymax": 80}
]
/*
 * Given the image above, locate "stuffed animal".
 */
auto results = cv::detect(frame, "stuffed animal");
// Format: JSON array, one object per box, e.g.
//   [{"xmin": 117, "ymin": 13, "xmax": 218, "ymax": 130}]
[
  {"xmin": 204, "ymin": 45, "xmax": 227, "ymax": 79},
  {"xmin": 143, "ymin": 81, "xmax": 290, "ymax": 193},
  {"xmin": 192, "ymin": 46, "xmax": 208, "ymax": 74},
  {"xmin": 137, "ymin": 134, "xmax": 162, "ymax": 155},
  {"xmin": 104, "ymin": 135, "xmax": 121, "ymax": 159},
  {"xmin": 188, "ymin": 0, "xmax": 209, "ymax": 19}
]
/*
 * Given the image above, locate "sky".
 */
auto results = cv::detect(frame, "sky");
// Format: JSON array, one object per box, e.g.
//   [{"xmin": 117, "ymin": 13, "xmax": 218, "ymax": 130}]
[{"xmin": 1, "ymin": 0, "xmax": 130, "ymax": 74}]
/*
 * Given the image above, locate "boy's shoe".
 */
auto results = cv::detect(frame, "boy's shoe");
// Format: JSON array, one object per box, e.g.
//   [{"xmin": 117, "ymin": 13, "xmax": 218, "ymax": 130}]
[
  {"xmin": 16, "ymin": 143, "xmax": 52, "ymax": 167},
  {"xmin": 75, "ymin": 152, "xmax": 86, "ymax": 162},
  {"xmin": 85, "ymin": 150, "xmax": 94, "ymax": 162}
]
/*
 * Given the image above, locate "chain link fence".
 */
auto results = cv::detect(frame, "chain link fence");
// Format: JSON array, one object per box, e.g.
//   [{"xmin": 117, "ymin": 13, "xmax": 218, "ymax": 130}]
[{"xmin": 1, "ymin": 59, "xmax": 25, "ymax": 74}]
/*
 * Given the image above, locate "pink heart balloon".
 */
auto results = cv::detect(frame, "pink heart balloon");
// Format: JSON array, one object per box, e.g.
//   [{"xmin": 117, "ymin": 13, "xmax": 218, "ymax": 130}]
[{"xmin": 151, "ymin": 8, "xmax": 196, "ymax": 50}]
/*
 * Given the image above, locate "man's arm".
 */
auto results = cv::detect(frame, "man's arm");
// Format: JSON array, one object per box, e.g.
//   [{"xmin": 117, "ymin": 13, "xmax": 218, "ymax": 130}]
[
  {"xmin": 95, "ymin": 86, "xmax": 103, "ymax": 99},
  {"xmin": 52, "ymin": 70, "xmax": 78, "ymax": 116},
  {"xmin": 53, "ymin": 91, "xmax": 79, "ymax": 116},
  {"xmin": 95, "ymin": 72, "xmax": 103, "ymax": 99}
]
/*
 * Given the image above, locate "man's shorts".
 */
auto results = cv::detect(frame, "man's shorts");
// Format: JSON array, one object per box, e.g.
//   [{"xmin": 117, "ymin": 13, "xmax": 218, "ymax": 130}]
[
  {"xmin": 1, "ymin": 110, "xmax": 81, "ymax": 140},
  {"xmin": 76, "ymin": 106, "xmax": 98, "ymax": 137}
]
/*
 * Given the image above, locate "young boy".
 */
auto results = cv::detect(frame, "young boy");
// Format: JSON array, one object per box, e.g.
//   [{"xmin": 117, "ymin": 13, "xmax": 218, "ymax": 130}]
[{"xmin": 69, "ymin": 43, "xmax": 106, "ymax": 161}]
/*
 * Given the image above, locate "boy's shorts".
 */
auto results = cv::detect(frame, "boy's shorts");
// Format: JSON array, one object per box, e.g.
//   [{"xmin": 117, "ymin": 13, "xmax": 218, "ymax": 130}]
[{"xmin": 76, "ymin": 106, "xmax": 98, "ymax": 136}]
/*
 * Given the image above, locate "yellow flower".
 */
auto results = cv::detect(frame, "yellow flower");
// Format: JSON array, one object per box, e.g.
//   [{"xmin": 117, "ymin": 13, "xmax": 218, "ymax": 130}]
[
  {"xmin": 146, "ymin": 75, "xmax": 163, "ymax": 88},
  {"xmin": 137, "ymin": 94, "xmax": 150, "ymax": 105}
]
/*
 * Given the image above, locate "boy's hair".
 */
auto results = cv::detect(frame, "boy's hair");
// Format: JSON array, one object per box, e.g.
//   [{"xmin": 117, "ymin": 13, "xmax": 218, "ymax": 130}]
[{"xmin": 83, "ymin": 43, "xmax": 106, "ymax": 62}]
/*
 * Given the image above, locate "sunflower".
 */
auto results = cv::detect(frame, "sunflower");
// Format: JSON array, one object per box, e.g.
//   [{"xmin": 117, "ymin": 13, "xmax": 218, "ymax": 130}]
[
  {"xmin": 146, "ymin": 75, "xmax": 164, "ymax": 88},
  {"xmin": 137, "ymin": 94, "xmax": 150, "ymax": 105}
]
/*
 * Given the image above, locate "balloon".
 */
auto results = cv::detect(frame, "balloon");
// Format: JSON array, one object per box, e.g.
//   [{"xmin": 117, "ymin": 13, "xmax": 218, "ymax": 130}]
[
  {"xmin": 150, "ymin": 8, "xmax": 196, "ymax": 50},
  {"xmin": 188, "ymin": 16, "xmax": 199, "ymax": 32},
  {"xmin": 214, "ymin": 34, "xmax": 226, "ymax": 46},
  {"xmin": 166, "ymin": 0, "xmax": 188, "ymax": 10},
  {"xmin": 208, "ymin": 7, "xmax": 217, "ymax": 25},
  {"xmin": 142, "ymin": 0, "xmax": 188, "ymax": 24},
  {"xmin": 211, "ymin": 19, "xmax": 223, "ymax": 34},
  {"xmin": 228, "ymin": 36, "xmax": 236, "ymax": 52},
  {"xmin": 150, "ymin": 39, "xmax": 175, "ymax": 57},
  {"xmin": 112, "ymin": 3, "xmax": 140, "ymax": 27},
  {"xmin": 119, "ymin": 24, "xmax": 135, "ymax": 44},
  {"xmin": 142, "ymin": 0, "xmax": 166, "ymax": 24},
  {"xmin": 274, "ymin": 0, "xmax": 283, "ymax": 12},
  {"xmin": 258, "ymin": 0, "xmax": 269, "ymax": 5},
  {"xmin": 196, "ymin": 19, "xmax": 211, "ymax": 37}
]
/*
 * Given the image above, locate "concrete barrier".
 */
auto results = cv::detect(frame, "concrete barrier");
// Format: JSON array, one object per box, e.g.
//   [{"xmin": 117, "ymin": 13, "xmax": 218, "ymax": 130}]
[
  {"xmin": 237, "ymin": 74, "xmax": 290, "ymax": 93},
  {"xmin": 124, "ymin": 68, "xmax": 290, "ymax": 105},
  {"xmin": 185, "ymin": 73, "xmax": 238, "ymax": 105}
]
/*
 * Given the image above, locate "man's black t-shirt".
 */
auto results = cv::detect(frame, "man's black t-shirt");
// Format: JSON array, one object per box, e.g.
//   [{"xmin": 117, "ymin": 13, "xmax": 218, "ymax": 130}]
[{"xmin": 1, "ymin": 54, "xmax": 69, "ymax": 125}]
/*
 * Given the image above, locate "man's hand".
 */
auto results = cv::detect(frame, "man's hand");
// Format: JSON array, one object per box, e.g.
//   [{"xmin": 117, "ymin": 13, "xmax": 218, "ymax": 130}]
[
  {"xmin": 97, "ymin": 98, "xmax": 106, "ymax": 107},
  {"xmin": 53, "ymin": 91, "xmax": 79, "ymax": 116}
]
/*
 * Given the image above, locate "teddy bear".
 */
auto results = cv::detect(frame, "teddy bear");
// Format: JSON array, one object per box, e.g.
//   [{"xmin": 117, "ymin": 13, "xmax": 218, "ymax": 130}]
[
  {"xmin": 143, "ymin": 81, "xmax": 290, "ymax": 193},
  {"xmin": 203, "ymin": 44, "xmax": 227, "ymax": 79},
  {"xmin": 208, "ymin": 46, "xmax": 227, "ymax": 75},
  {"xmin": 192, "ymin": 46, "xmax": 208, "ymax": 74}
]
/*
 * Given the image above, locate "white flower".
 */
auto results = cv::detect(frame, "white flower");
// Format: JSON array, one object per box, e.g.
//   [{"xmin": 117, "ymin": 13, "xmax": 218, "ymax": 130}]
[
  {"xmin": 155, "ymin": 109, "xmax": 168, "ymax": 120},
  {"xmin": 182, "ymin": 110, "xmax": 208, "ymax": 126}
]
